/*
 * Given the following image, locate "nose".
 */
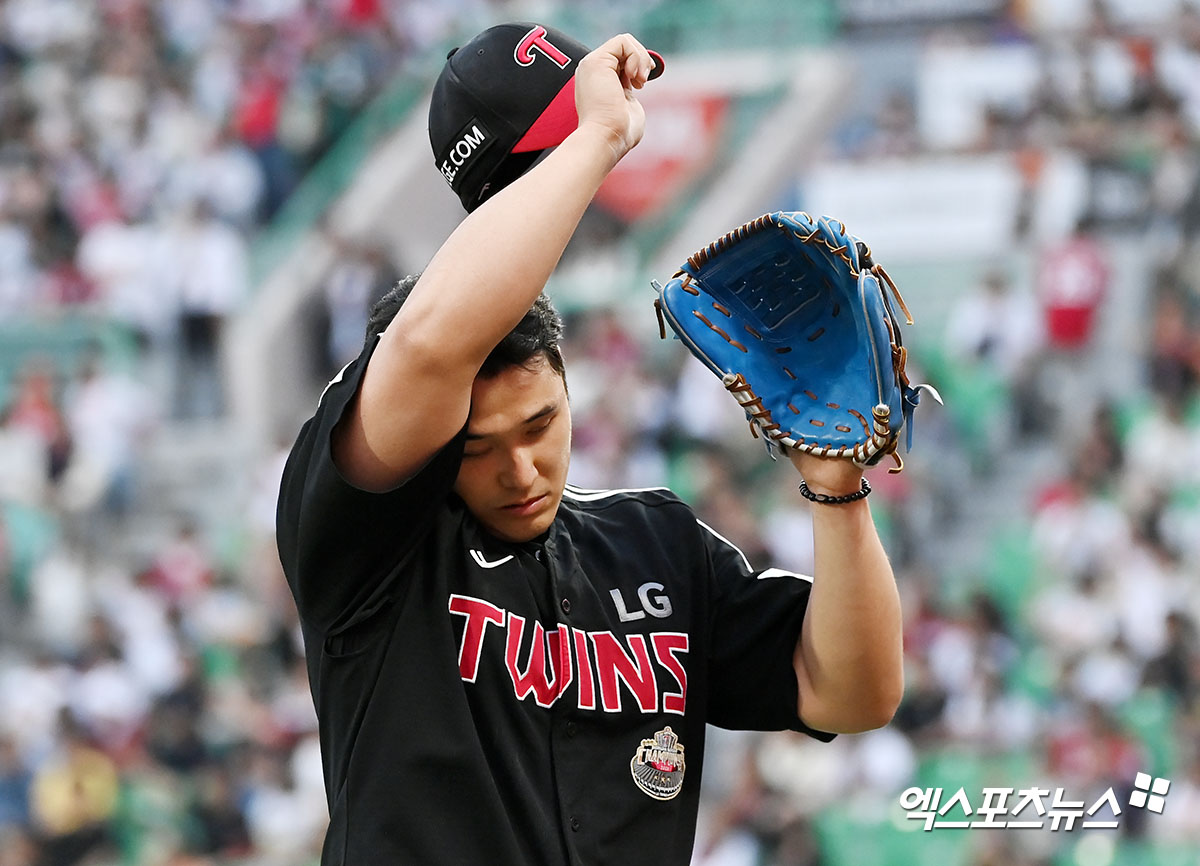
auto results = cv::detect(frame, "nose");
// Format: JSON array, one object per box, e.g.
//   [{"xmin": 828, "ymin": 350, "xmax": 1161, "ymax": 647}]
[{"xmin": 500, "ymin": 445, "xmax": 538, "ymax": 489}]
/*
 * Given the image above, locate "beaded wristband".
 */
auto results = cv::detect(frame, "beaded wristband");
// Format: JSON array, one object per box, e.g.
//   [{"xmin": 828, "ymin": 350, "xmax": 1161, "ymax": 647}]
[{"xmin": 798, "ymin": 477, "xmax": 871, "ymax": 504}]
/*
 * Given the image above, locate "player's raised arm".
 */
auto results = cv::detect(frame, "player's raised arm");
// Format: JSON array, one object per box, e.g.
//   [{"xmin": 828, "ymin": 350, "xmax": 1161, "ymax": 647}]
[
  {"xmin": 787, "ymin": 452, "xmax": 904, "ymax": 733},
  {"xmin": 333, "ymin": 31, "xmax": 658, "ymax": 491},
  {"xmin": 654, "ymin": 211, "xmax": 932, "ymax": 733}
]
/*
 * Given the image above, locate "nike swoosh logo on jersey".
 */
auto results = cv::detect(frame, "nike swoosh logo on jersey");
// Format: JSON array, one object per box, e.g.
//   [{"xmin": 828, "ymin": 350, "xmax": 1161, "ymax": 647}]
[{"xmin": 469, "ymin": 550, "xmax": 514, "ymax": 569}]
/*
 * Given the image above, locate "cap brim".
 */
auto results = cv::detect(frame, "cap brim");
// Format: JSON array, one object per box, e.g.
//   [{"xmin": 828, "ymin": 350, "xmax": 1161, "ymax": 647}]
[
  {"xmin": 512, "ymin": 78, "xmax": 577, "ymax": 154},
  {"xmin": 648, "ymin": 50, "xmax": 665, "ymax": 80},
  {"xmin": 511, "ymin": 49, "xmax": 664, "ymax": 154}
]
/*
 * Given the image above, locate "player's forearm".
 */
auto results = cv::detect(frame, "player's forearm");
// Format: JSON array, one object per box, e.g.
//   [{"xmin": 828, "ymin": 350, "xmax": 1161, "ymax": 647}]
[
  {"xmin": 390, "ymin": 126, "xmax": 625, "ymax": 369},
  {"xmin": 794, "ymin": 498, "xmax": 903, "ymax": 733}
]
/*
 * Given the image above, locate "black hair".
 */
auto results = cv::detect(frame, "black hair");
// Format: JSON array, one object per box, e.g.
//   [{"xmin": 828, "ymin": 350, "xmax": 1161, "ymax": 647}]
[{"xmin": 365, "ymin": 273, "xmax": 565, "ymax": 380}]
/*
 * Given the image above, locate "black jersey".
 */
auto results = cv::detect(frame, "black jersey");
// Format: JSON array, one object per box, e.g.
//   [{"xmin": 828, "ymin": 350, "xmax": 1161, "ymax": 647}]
[{"xmin": 276, "ymin": 339, "xmax": 832, "ymax": 866}]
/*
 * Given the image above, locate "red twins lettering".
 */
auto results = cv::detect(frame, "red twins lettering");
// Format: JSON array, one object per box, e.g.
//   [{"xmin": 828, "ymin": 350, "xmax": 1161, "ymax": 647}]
[
  {"xmin": 651, "ymin": 633, "xmax": 689, "ymax": 715},
  {"xmin": 448, "ymin": 595, "xmax": 504, "ymax": 681},
  {"xmin": 591, "ymin": 632, "xmax": 657, "ymax": 713},
  {"xmin": 448, "ymin": 594, "xmax": 688, "ymax": 714},
  {"xmin": 514, "ymin": 25, "xmax": 571, "ymax": 68},
  {"xmin": 573, "ymin": 627, "xmax": 596, "ymax": 710},
  {"xmin": 505, "ymin": 615, "xmax": 573, "ymax": 708}
]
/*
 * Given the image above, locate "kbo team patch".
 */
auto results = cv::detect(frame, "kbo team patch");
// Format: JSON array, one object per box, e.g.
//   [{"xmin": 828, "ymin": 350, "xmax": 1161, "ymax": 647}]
[{"xmin": 630, "ymin": 726, "xmax": 686, "ymax": 800}]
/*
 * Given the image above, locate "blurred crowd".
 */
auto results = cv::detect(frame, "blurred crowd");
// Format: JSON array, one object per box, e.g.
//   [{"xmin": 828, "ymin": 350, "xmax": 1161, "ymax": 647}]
[
  {"xmin": 1, "ymin": 1, "xmax": 1200, "ymax": 866},
  {"xmin": 0, "ymin": 1, "xmax": 484, "ymax": 864},
  {"xmin": 0, "ymin": 0, "xmax": 484, "ymax": 419},
  {"xmin": 683, "ymin": 4, "xmax": 1200, "ymax": 865}
]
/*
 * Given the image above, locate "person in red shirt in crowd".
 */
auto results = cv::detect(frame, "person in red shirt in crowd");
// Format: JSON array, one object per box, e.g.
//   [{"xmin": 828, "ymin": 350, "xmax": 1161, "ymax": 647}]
[
  {"xmin": 1036, "ymin": 214, "xmax": 1110, "ymax": 352},
  {"xmin": 7, "ymin": 361, "xmax": 72, "ymax": 485}
]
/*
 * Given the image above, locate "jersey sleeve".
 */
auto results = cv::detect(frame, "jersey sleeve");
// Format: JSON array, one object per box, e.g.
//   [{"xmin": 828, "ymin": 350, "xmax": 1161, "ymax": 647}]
[
  {"xmin": 276, "ymin": 336, "xmax": 465, "ymax": 634},
  {"xmin": 699, "ymin": 519, "xmax": 835, "ymax": 741}
]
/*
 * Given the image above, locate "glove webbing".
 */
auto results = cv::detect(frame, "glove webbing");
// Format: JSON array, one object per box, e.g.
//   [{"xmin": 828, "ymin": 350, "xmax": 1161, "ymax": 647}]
[
  {"xmin": 687, "ymin": 212, "xmax": 914, "ymax": 331},
  {"xmin": 685, "ymin": 213, "xmax": 777, "ymax": 271}
]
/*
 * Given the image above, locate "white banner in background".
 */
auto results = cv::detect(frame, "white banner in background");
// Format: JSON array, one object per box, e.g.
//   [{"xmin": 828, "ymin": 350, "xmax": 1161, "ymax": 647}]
[
  {"xmin": 800, "ymin": 155, "xmax": 1021, "ymax": 263},
  {"xmin": 839, "ymin": 0, "xmax": 1005, "ymax": 25},
  {"xmin": 916, "ymin": 44, "xmax": 1042, "ymax": 151},
  {"xmin": 1025, "ymin": 0, "xmax": 1189, "ymax": 32},
  {"xmin": 797, "ymin": 153, "xmax": 1088, "ymax": 263}
]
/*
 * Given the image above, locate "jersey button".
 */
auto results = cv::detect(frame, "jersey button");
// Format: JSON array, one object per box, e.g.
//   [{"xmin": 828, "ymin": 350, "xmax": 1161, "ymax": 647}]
[
  {"xmin": 565, "ymin": 721, "xmax": 577, "ymax": 738},
  {"xmin": 560, "ymin": 597, "xmax": 571, "ymax": 615},
  {"xmin": 569, "ymin": 817, "xmax": 581, "ymax": 832}
]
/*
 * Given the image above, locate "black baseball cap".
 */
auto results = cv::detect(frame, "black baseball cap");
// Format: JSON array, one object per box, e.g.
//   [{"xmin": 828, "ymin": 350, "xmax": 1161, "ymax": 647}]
[{"xmin": 428, "ymin": 22, "xmax": 663, "ymax": 212}]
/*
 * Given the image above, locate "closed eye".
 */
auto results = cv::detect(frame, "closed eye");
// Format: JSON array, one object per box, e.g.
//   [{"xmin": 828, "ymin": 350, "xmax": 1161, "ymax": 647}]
[{"xmin": 462, "ymin": 404, "xmax": 559, "ymax": 458}]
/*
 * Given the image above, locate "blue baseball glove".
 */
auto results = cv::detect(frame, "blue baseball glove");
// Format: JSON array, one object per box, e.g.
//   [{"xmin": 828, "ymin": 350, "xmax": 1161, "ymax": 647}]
[{"xmin": 654, "ymin": 211, "xmax": 939, "ymax": 470}]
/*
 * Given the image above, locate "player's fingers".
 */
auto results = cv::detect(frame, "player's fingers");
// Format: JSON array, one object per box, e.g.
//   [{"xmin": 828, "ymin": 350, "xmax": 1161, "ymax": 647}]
[
  {"xmin": 594, "ymin": 33, "xmax": 654, "ymax": 89},
  {"xmin": 624, "ymin": 50, "xmax": 646, "ymax": 89}
]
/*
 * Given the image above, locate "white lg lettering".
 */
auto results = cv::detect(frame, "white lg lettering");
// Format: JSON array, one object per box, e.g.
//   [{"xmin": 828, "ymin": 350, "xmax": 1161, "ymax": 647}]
[{"xmin": 610, "ymin": 583, "xmax": 673, "ymax": 622}]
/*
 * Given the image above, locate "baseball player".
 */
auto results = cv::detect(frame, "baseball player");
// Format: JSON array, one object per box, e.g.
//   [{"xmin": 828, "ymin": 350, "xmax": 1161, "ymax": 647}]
[{"xmin": 276, "ymin": 25, "xmax": 903, "ymax": 866}]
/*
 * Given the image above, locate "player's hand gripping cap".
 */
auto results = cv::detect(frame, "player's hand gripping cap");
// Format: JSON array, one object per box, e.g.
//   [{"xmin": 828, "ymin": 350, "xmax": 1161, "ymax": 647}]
[
  {"xmin": 653, "ymin": 212, "xmax": 942, "ymax": 471},
  {"xmin": 429, "ymin": 22, "xmax": 664, "ymax": 213}
]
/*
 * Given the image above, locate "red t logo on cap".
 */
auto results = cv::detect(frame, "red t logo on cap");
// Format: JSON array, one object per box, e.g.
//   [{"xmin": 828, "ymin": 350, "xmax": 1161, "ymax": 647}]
[{"xmin": 514, "ymin": 26, "xmax": 571, "ymax": 69}]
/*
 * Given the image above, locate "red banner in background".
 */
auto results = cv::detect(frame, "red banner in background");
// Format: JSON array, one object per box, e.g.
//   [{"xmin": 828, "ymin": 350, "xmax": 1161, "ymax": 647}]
[{"xmin": 593, "ymin": 94, "xmax": 730, "ymax": 224}]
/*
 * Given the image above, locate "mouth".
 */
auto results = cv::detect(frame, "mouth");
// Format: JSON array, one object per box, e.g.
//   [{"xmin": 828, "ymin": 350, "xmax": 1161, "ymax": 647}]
[{"xmin": 502, "ymin": 494, "xmax": 548, "ymax": 517}]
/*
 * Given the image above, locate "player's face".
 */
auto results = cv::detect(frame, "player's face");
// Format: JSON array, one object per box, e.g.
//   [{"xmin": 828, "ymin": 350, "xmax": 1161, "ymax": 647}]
[{"xmin": 453, "ymin": 358, "xmax": 571, "ymax": 543}]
